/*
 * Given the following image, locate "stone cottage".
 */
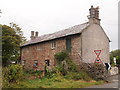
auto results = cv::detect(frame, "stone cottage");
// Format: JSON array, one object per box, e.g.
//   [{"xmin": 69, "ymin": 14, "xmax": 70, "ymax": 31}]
[{"xmin": 20, "ymin": 6, "xmax": 110, "ymax": 71}]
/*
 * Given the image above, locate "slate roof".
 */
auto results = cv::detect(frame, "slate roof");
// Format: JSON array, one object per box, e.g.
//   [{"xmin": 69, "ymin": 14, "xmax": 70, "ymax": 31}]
[{"xmin": 21, "ymin": 22, "xmax": 89, "ymax": 47}]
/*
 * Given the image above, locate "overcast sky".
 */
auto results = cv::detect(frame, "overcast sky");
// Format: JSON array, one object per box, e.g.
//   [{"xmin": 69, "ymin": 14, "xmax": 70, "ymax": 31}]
[{"xmin": 0, "ymin": 0, "xmax": 119, "ymax": 51}]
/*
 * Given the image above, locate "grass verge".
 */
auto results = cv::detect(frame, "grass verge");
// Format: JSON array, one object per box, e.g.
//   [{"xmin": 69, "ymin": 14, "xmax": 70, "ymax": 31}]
[{"xmin": 9, "ymin": 76, "xmax": 105, "ymax": 88}]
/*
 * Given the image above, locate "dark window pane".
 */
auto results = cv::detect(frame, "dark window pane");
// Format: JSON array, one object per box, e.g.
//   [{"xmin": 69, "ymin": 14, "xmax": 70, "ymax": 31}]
[
  {"xmin": 66, "ymin": 38, "xmax": 71, "ymax": 52},
  {"xmin": 45, "ymin": 60, "xmax": 50, "ymax": 66}
]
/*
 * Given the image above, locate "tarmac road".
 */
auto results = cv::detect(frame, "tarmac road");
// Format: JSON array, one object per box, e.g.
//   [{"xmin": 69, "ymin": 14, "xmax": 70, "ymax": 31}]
[{"xmin": 86, "ymin": 74, "xmax": 119, "ymax": 88}]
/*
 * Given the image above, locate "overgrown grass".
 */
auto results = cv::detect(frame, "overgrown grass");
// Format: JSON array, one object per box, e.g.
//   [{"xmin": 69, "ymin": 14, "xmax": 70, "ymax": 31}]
[
  {"xmin": 3, "ymin": 66, "xmax": 106, "ymax": 88},
  {"xmin": 9, "ymin": 75, "xmax": 105, "ymax": 88},
  {"xmin": 2, "ymin": 52, "xmax": 108, "ymax": 88}
]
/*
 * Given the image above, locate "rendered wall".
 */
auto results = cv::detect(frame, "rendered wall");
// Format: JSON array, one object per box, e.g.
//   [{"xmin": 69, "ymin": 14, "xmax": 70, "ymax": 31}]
[{"xmin": 82, "ymin": 24, "xmax": 109, "ymax": 63}]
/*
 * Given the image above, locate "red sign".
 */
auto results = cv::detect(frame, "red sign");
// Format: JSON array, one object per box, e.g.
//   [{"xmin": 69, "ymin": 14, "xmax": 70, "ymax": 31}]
[{"xmin": 94, "ymin": 50, "xmax": 102, "ymax": 63}]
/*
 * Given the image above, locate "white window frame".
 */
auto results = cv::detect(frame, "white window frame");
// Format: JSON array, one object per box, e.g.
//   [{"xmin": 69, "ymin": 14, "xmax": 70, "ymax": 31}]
[{"xmin": 51, "ymin": 41, "xmax": 56, "ymax": 49}]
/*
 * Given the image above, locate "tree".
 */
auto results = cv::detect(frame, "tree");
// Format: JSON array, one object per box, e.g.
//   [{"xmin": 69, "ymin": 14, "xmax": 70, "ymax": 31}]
[
  {"xmin": 2, "ymin": 23, "xmax": 26, "ymax": 66},
  {"xmin": 110, "ymin": 49, "xmax": 120, "ymax": 66}
]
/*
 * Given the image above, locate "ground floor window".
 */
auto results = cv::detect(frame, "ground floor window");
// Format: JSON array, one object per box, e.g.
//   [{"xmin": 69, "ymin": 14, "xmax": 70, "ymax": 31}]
[
  {"xmin": 33, "ymin": 60, "xmax": 38, "ymax": 68},
  {"xmin": 45, "ymin": 60, "xmax": 50, "ymax": 66}
]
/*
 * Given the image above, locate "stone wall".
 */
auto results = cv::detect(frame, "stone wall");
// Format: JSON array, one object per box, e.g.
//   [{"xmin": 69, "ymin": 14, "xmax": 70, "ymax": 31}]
[
  {"xmin": 110, "ymin": 67, "xmax": 119, "ymax": 76},
  {"xmin": 21, "ymin": 34, "xmax": 82, "ymax": 70}
]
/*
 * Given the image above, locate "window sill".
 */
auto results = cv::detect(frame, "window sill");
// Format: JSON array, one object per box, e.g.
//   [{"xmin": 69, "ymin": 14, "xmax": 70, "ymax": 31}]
[{"xmin": 51, "ymin": 47, "xmax": 56, "ymax": 50}]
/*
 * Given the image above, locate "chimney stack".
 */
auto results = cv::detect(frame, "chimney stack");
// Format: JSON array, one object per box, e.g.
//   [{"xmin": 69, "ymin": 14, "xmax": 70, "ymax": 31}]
[
  {"xmin": 88, "ymin": 5, "xmax": 101, "ymax": 25},
  {"xmin": 30, "ymin": 31, "xmax": 39, "ymax": 40},
  {"xmin": 30, "ymin": 31, "xmax": 35, "ymax": 40},
  {"xmin": 35, "ymin": 31, "xmax": 38, "ymax": 38}
]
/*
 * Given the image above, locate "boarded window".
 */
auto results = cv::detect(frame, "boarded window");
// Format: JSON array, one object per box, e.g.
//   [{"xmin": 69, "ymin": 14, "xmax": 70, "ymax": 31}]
[
  {"xmin": 51, "ymin": 41, "xmax": 56, "ymax": 49},
  {"xmin": 66, "ymin": 38, "xmax": 71, "ymax": 52}
]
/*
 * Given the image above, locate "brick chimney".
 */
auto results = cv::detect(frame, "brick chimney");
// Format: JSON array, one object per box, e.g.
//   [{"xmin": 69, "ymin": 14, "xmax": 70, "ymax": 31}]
[
  {"xmin": 88, "ymin": 5, "xmax": 101, "ymax": 25},
  {"xmin": 30, "ymin": 31, "xmax": 39, "ymax": 40},
  {"xmin": 35, "ymin": 31, "xmax": 38, "ymax": 38},
  {"xmin": 30, "ymin": 31, "xmax": 36, "ymax": 40}
]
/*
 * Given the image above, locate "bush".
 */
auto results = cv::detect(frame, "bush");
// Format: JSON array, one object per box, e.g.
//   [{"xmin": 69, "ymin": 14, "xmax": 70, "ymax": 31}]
[
  {"xmin": 54, "ymin": 51, "xmax": 68, "ymax": 64},
  {"xmin": 23, "ymin": 69, "xmax": 43, "ymax": 80},
  {"xmin": 45, "ymin": 66, "xmax": 66, "ymax": 78},
  {"xmin": 54, "ymin": 51, "xmax": 77, "ymax": 75},
  {"xmin": 65, "ymin": 58, "xmax": 78, "ymax": 72},
  {"xmin": 55, "ymin": 51, "xmax": 78, "ymax": 73},
  {"xmin": 24, "ymin": 69, "xmax": 42, "ymax": 76},
  {"xmin": 2, "ymin": 68, "xmax": 10, "ymax": 88},
  {"xmin": 3, "ymin": 64, "xmax": 23, "ymax": 87},
  {"xmin": 45, "ymin": 68, "xmax": 55, "ymax": 78}
]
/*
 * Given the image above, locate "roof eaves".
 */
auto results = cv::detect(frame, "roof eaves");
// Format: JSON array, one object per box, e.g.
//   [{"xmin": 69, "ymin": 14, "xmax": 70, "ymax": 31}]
[{"xmin": 20, "ymin": 32, "xmax": 81, "ymax": 48}]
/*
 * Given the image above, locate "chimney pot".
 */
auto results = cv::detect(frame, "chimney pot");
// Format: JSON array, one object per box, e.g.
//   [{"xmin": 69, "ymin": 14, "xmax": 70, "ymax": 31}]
[
  {"xmin": 88, "ymin": 5, "xmax": 100, "ymax": 25},
  {"xmin": 35, "ymin": 31, "xmax": 38, "ymax": 37},
  {"xmin": 30, "ymin": 31, "xmax": 35, "ymax": 40},
  {"xmin": 31, "ymin": 31, "xmax": 34, "ymax": 36}
]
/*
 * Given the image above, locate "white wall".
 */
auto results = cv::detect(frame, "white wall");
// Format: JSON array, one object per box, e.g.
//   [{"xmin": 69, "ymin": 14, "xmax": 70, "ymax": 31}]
[{"xmin": 82, "ymin": 24, "xmax": 110, "ymax": 63}]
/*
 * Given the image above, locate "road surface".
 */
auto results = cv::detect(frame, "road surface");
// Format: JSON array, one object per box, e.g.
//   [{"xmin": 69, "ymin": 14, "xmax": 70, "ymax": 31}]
[{"xmin": 86, "ymin": 74, "xmax": 119, "ymax": 88}]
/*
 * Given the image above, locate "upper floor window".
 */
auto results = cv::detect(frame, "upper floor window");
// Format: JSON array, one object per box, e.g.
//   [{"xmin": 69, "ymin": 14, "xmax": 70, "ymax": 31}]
[
  {"xmin": 51, "ymin": 41, "xmax": 56, "ymax": 49},
  {"xmin": 66, "ymin": 38, "xmax": 71, "ymax": 53}
]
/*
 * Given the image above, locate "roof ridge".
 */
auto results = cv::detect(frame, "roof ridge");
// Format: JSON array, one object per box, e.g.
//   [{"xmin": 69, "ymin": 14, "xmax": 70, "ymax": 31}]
[{"xmin": 37, "ymin": 22, "xmax": 89, "ymax": 38}]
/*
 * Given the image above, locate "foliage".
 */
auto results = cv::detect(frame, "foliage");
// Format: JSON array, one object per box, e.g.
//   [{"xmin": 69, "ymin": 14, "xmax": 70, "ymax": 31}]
[
  {"xmin": 24, "ymin": 69, "xmax": 42, "ymax": 76},
  {"xmin": 3, "ymin": 64, "xmax": 105, "ymax": 88},
  {"xmin": 53, "ymin": 51, "xmax": 93, "ymax": 82},
  {"xmin": 54, "ymin": 51, "xmax": 74, "ymax": 75},
  {"xmin": 23, "ymin": 69, "xmax": 43, "ymax": 80},
  {"xmin": 6, "ymin": 75, "xmax": 104, "ymax": 88},
  {"xmin": 54, "ymin": 51, "xmax": 77, "ymax": 73},
  {"xmin": 64, "ymin": 72, "xmax": 92, "ymax": 81},
  {"xmin": 2, "ymin": 23, "xmax": 26, "ymax": 66},
  {"xmin": 110, "ymin": 55, "xmax": 115, "ymax": 66},
  {"xmin": 54, "ymin": 51, "xmax": 68, "ymax": 64},
  {"xmin": 110, "ymin": 49, "xmax": 120, "ymax": 66},
  {"xmin": 2, "ymin": 67, "xmax": 10, "ymax": 88},
  {"xmin": 65, "ymin": 58, "xmax": 78, "ymax": 72},
  {"xmin": 46, "ymin": 53, "xmax": 91, "ymax": 81},
  {"xmin": 116, "ymin": 55, "xmax": 120, "ymax": 64},
  {"xmin": 74, "ymin": 72, "xmax": 91, "ymax": 81},
  {"xmin": 45, "ymin": 69, "xmax": 54, "ymax": 78},
  {"xmin": 45, "ymin": 66, "xmax": 65, "ymax": 78},
  {"xmin": 2, "ymin": 64, "xmax": 23, "ymax": 88}
]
